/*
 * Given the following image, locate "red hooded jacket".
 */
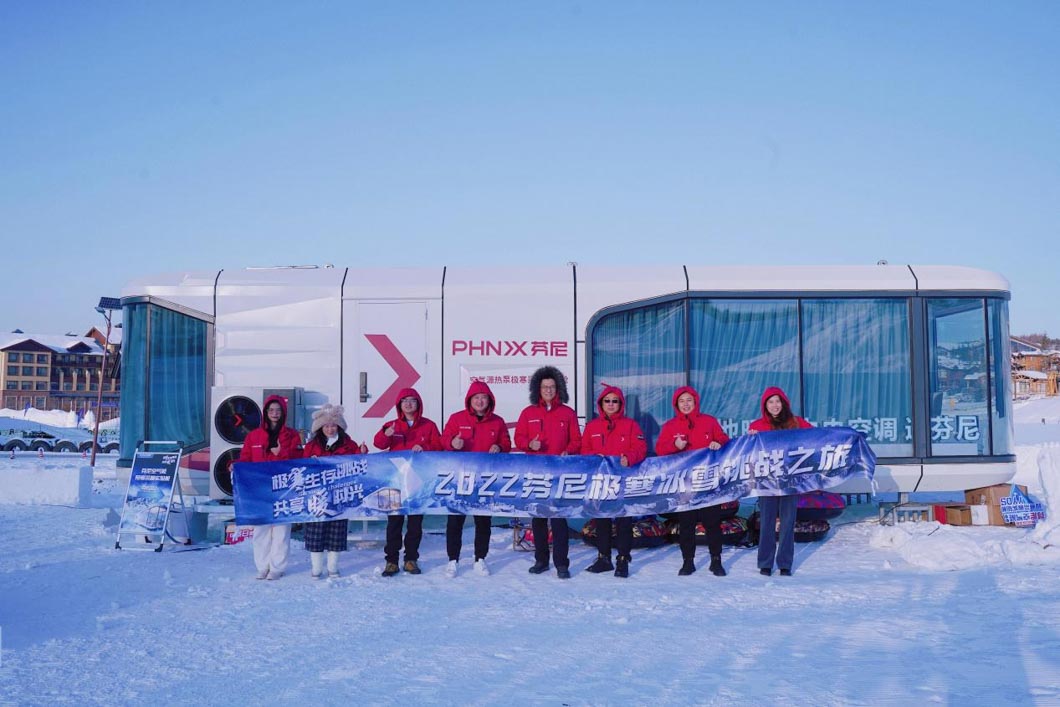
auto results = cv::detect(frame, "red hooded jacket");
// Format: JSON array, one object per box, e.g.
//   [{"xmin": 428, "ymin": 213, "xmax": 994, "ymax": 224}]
[
  {"xmin": 580, "ymin": 385, "xmax": 647, "ymax": 465},
  {"xmin": 441, "ymin": 381, "xmax": 512, "ymax": 453},
  {"xmin": 515, "ymin": 399, "xmax": 581, "ymax": 456},
  {"xmin": 373, "ymin": 387, "xmax": 443, "ymax": 452},
  {"xmin": 748, "ymin": 386, "xmax": 813, "ymax": 432},
  {"xmin": 240, "ymin": 394, "xmax": 303, "ymax": 462},
  {"xmin": 304, "ymin": 429, "xmax": 365, "ymax": 458},
  {"xmin": 655, "ymin": 386, "xmax": 730, "ymax": 456}
]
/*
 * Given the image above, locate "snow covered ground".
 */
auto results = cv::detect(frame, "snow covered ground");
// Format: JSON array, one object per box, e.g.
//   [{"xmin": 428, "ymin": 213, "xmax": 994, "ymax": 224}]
[{"xmin": 2, "ymin": 401, "xmax": 1060, "ymax": 705}]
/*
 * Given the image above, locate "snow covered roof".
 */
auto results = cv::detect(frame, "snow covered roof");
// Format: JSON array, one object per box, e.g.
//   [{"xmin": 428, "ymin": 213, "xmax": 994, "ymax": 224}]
[
  {"xmin": 1, "ymin": 333, "xmax": 104, "ymax": 355},
  {"xmin": 1015, "ymin": 370, "xmax": 1049, "ymax": 380}
]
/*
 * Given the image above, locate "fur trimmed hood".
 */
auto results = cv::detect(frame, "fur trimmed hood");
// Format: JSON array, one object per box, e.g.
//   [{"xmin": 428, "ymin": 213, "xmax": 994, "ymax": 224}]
[{"xmin": 528, "ymin": 365, "xmax": 569, "ymax": 405}]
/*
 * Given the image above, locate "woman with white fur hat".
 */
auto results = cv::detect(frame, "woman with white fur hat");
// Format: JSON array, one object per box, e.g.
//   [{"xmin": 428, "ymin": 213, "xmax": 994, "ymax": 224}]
[{"xmin": 302, "ymin": 403, "xmax": 369, "ymax": 578}]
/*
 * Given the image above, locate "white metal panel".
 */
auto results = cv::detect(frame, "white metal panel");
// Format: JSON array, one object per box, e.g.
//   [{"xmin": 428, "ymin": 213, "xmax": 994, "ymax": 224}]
[
  {"xmin": 908, "ymin": 265, "xmax": 1010, "ymax": 292},
  {"xmin": 344, "ymin": 301, "xmax": 432, "ymax": 446},
  {"xmin": 443, "ymin": 266, "xmax": 576, "ymax": 430},
  {"xmin": 121, "ymin": 270, "xmax": 219, "ymax": 318},
  {"xmin": 342, "ymin": 267, "xmax": 444, "ymax": 300},
  {"xmin": 829, "ymin": 460, "xmax": 1015, "ymax": 493},
  {"xmin": 214, "ymin": 268, "xmax": 345, "ymax": 408},
  {"xmin": 685, "ymin": 264, "xmax": 918, "ymax": 292},
  {"xmin": 574, "ymin": 266, "xmax": 687, "ymax": 337}
]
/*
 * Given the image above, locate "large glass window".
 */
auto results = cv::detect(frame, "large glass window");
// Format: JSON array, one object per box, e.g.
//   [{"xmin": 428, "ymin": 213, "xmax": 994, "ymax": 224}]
[
  {"xmin": 591, "ymin": 300, "xmax": 685, "ymax": 447},
  {"xmin": 690, "ymin": 300, "xmax": 800, "ymax": 438},
  {"xmin": 927, "ymin": 299, "xmax": 989, "ymax": 456},
  {"xmin": 590, "ymin": 293, "xmax": 1011, "ymax": 462},
  {"xmin": 801, "ymin": 299, "xmax": 912, "ymax": 456},
  {"xmin": 119, "ymin": 303, "xmax": 210, "ymax": 466},
  {"xmin": 988, "ymin": 300, "xmax": 1013, "ymax": 455}
]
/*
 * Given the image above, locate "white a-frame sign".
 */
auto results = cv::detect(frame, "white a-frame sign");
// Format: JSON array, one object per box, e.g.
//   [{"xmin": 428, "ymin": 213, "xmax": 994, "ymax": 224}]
[{"xmin": 115, "ymin": 441, "xmax": 188, "ymax": 551}]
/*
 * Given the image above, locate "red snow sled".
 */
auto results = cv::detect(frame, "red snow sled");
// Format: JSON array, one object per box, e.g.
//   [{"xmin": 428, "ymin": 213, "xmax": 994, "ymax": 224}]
[
  {"xmin": 580, "ymin": 517, "xmax": 668, "ymax": 549},
  {"xmin": 662, "ymin": 515, "xmax": 749, "ymax": 546},
  {"xmin": 795, "ymin": 491, "xmax": 846, "ymax": 521}
]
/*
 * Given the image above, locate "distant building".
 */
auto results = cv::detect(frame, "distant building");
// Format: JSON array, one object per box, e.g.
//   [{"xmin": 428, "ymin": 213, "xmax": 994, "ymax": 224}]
[
  {"xmin": 1, "ymin": 329, "xmax": 120, "ymax": 420},
  {"xmin": 1011, "ymin": 337, "xmax": 1060, "ymax": 397}
]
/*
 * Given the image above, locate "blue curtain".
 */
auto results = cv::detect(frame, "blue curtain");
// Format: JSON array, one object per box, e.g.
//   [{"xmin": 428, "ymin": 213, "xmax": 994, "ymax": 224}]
[
  {"xmin": 591, "ymin": 300, "xmax": 686, "ymax": 452},
  {"xmin": 801, "ymin": 299, "xmax": 912, "ymax": 457},
  {"xmin": 148, "ymin": 307, "xmax": 208, "ymax": 450},
  {"xmin": 118, "ymin": 304, "xmax": 148, "ymax": 465},
  {"xmin": 689, "ymin": 300, "xmax": 800, "ymax": 437}
]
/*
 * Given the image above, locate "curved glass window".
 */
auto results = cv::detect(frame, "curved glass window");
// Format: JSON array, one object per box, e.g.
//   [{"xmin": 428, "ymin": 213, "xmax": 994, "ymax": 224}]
[
  {"xmin": 119, "ymin": 303, "xmax": 210, "ymax": 466},
  {"xmin": 690, "ymin": 300, "xmax": 800, "ymax": 437},
  {"xmin": 988, "ymin": 300, "xmax": 1013, "ymax": 455},
  {"xmin": 927, "ymin": 299, "xmax": 989, "ymax": 456},
  {"xmin": 801, "ymin": 299, "xmax": 912, "ymax": 457},
  {"xmin": 590, "ymin": 300, "xmax": 685, "ymax": 447},
  {"xmin": 590, "ymin": 294, "xmax": 1011, "ymax": 461}
]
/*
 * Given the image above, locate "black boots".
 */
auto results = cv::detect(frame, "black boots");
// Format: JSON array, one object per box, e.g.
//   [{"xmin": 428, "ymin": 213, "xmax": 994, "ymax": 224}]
[
  {"xmin": 709, "ymin": 554, "xmax": 726, "ymax": 577},
  {"xmin": 586, "ymin": 552, "xmax": 614, "ymax": 574},
  {"xmin": 614, "ymin": 555, "xmax": 630, "ymax": 578},
  {"xmin": 528, "ymin": 561, "xmax": 550, "ymax": 574},
  {"xmin": 678, "ymin": 558, "xmax": 696, "ymax": 576}
]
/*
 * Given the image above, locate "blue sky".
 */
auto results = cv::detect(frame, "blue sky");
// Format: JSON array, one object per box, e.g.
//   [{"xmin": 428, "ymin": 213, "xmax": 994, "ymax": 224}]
[{"xmin": 2, "ymin": 2, "xmax": 1057, "ymax": 336}]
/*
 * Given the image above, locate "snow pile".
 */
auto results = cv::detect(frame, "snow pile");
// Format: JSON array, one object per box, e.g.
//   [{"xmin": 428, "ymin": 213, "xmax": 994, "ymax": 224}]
[
  {"xmin": 0, "ymin": 461, "xmax": 93, "ymax": 505},
  {"xmin": 0, "ymin": 407, "xmax": 80, "ymax": 428},
  {"xmin": 868, "ymin": 443, "xmax": 1060, "ymax": 570}
]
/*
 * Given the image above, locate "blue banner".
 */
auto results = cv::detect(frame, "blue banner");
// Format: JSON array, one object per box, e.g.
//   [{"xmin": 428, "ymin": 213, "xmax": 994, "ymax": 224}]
[{"xmin": 232, "ymin": 427, "xmax": 875, "ymax": 526}]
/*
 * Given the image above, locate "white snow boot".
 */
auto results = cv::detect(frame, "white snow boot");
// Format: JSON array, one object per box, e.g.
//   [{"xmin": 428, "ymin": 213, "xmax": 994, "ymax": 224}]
[
  {"xmin": 327, "ymin": 551, "xmax": 340, "ymax": 578},
  {"xmin": 445, "ymin": 559, "xmax": 459, "ymax": 578},
  {"xmin": 473, "ymin": 557, "xmax": 491, "ymax": 576},
  {"xmin": 310, "ymin": 551, "xmax": 325, "ymax": 579}
]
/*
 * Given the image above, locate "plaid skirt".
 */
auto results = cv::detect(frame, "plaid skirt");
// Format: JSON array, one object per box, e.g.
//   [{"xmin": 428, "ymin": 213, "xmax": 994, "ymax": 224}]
[{"xmin": 303, "ymin": 519, "xmax": 349, "ymax": 552}]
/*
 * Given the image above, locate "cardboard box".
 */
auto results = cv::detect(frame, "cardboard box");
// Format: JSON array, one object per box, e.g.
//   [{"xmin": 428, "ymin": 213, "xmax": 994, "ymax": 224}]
[
  {"xmin": 932, "ymin": 504, "xmax": 973, "ymax": 526},
  {"xmin": 944, "ymin": 504, "xmax": 972, "ymax": 526},
  {"xmin": 964, "ymin": 484, "xmax": 1028, "ymax": 526}
]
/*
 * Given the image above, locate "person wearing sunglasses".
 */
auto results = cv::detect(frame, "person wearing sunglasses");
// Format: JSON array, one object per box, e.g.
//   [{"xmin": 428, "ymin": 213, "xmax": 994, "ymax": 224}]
[
  {"xmin": 373, "ymin": 387, "xmax": 442, "ymax": 577},
  {"xmin": 580, "ymin": 384, "xmax": 647, "ymax": 577}
]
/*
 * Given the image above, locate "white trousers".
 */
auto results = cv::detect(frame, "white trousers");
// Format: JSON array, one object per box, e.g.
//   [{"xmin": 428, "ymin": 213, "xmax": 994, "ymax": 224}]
[{"xmin": 252, "ymin": 524, "xmax": 291, "ymax": 573}]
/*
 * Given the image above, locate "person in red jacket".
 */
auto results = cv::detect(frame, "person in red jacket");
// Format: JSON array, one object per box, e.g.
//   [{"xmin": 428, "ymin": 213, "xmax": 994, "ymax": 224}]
[
  {"xmin": 581, "ymin": 384, "xmax": 647, "ymax": 578},
  {"xmin": 440, "ymin": 381, "xmax": 511, "ymax": 578},
  {"xmin": 749, "ymin": 386, "xmax": 812, "ymax": 577},
  {"xmin": 373, "ymin": 387, "xmax": 442, "ymax": 577},
  {"xmin": 302, "ymin": 403, "xmax": 368, "ymax": 579},
  {"xmin": 656, "ymin": 386, "xmax": 730, "ymax": 577},
  {"xmin": 515, "ymin": 365, "xmax": 582, "ymax": 579},
  {"xmin": 239, "ymin": 394, "xmax": 303, "ymax": 580}
]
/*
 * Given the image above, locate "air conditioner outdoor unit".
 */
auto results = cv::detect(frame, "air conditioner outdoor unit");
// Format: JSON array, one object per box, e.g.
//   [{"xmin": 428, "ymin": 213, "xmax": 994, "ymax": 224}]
[{"xmin": 209, "ymin": 386, "xmax": 305, "ymax": 500}]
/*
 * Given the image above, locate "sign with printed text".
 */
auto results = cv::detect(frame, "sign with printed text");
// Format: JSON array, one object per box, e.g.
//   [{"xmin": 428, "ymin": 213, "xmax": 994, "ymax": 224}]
[
  {"xmin": 1000, "ymin": 486, "xmax": 1046, "ymax": 527},
  {"xmin": 118, "ymin": 452, "xmax": 181, "ymax": 534},
  {"xmin": 232, "ymin": 427, "xmax": 876, "ymax": 526}
]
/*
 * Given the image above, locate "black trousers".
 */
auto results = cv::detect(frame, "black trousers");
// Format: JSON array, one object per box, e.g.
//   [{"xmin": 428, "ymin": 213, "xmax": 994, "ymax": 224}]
[
  {"xmin": 678, "ymin": 505, "xmax": 723, "ymax": 559},
  {"xmin": 595, "ymin": 517, "xmax": 633, "ymax": 558},
  {"xmin": 384, "ymin": 514, "xmax": 423, "ymax": 563},
  {"xmin": 446, "ymin": 514, "xmax": 491, "ymax": 561},
  {"xmin": 532, "ymin": 517, "xmax": 569, "ymax": 569}
]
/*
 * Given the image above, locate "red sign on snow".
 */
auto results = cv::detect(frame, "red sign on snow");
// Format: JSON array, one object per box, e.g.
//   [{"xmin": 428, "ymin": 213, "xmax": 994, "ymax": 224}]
[{"xmin": 363, "ymin": 334, "xmax": 421, "ymax": 418}]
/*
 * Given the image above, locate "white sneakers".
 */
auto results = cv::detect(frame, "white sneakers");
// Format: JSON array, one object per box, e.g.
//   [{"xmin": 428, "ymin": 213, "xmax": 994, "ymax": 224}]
[
  {"xmin": 266, "ymin": 570, "xmax": 284, "ymax": 580},
  {"xmin": 256, "ymin": 568, "xmax": 270, "ymax": 580},
  {"xmin": 445, "ymin": 560, "xmax": 459, "ymax": 578},
  {"xmin": 327, "ymin": 551, "xmax": 340, "ymax": 578},
  {"xmin": 474, "ymin": 557, "xmax": 491, "ymax": 576}
]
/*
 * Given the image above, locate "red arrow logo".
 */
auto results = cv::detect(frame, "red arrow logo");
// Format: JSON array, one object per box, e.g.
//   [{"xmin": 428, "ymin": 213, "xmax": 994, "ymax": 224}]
[
  {"xmin": 363, "ymin": 334, "xmax": 421, "ymax": 418},
  {"xmin": 234, "ymin": 413, "xmax": 244, "ymax": 428}
]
